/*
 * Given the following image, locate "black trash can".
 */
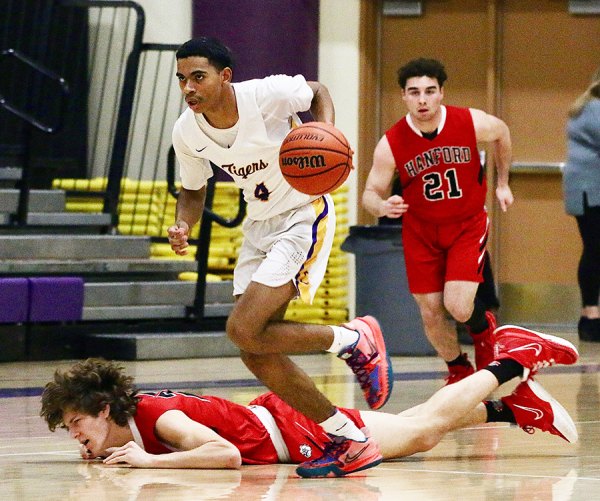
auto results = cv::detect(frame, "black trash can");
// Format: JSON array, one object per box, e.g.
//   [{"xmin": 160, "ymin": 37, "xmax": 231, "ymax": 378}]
[{"xmin": 341, "ymin": 225, "xmax": 435, "ymax": 356}]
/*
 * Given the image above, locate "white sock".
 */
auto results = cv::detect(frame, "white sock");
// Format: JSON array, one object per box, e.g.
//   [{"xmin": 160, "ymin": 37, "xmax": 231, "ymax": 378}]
[
  {"xmin": 319, "ymin": 410, "xmax": 366, "ymax": 441},
  {"xmin": 326, "ymin": 326, "xmax": 359, "ymax": 354}
]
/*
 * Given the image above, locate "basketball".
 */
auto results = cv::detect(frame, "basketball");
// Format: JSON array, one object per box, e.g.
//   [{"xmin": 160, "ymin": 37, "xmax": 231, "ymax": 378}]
[{"xmin": 279, "ymin": 122, "xmax": 353, "ymax": 195}]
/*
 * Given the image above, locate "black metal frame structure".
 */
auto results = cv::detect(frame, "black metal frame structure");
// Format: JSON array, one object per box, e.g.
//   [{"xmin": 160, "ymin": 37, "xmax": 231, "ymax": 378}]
[{"xmin": 0, "ymin": 0, "xmax": 246, "ymax": 324}]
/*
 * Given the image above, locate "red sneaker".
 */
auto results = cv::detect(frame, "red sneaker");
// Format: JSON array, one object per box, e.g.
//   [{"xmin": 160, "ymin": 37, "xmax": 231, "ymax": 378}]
[
  {"xmin": 494, "ymin": 325, "xmax": 579, "ymax": 379},
  {"xmin": 338, "ymin": 316, "xmax": 393, "ymax": 410},
  {"xmin": 444, "ymin": 357, "xmax": 475, "ymax": 385},
  {"xmin": 501, "ymin": 379, "xmax": 578, "ymax": 443},
  {"xmin": 469, "ymin": 311, "xmax": 496, "ymax": 370},
  {"xmin": 296, "ymin": 428, "xmax": 383, "ymax": 478}
]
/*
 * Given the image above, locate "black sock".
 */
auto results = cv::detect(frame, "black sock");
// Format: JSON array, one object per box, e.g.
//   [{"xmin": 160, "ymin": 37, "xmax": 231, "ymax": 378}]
[
  {"xmin": 447, "ymin": 353, "xmax": 471, "ymax": 367},
  {"xmin": 484, "ymin": 399, "xmax": 516, "ymax": 423},
  {"xmin": 465, "ymin": 298, "xmax": 488, "ymax": 334},
  {"xmin": 483, "ymin": 359, "xmax": 523, "ymax": 385}
]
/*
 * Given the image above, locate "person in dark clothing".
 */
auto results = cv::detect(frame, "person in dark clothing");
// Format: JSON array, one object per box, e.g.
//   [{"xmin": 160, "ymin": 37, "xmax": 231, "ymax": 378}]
[{"xmin": 563, "ymin": 67, "xmax": 600, "ymax": 341}]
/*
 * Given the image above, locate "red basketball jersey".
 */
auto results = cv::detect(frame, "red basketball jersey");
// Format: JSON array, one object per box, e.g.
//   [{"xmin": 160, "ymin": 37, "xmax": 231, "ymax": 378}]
[
  {"xmin": 133, "ymin": 391, "xmax": 278, "ymax": 464},
  {"xmin": 132, "ymin": 391, "xmax": 364, "ymax": 465},
  {"xmin": 386, "ymin": 105, "xmax": 486, "ymax": 224}
]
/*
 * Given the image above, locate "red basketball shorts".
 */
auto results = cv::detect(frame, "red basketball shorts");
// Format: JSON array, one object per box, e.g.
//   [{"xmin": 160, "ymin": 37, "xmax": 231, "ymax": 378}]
[
  {"xmin": 402, "ymin": 209, "xmax": 489, "ymax": 294},
  {"xmin": 249, "ymin": 392, "xmax": 365, "ymax": 464}
]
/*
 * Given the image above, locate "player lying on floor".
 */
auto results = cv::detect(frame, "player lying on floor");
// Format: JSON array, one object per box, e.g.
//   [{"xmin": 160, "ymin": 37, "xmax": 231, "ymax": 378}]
[{"xmin": 40, "ymin": 325, "xmax": 579, "ymax": 478}]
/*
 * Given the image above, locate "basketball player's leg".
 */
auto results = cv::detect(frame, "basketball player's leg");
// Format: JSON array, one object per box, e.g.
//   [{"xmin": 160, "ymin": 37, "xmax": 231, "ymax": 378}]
[
  {"xmin": 443, "ymin": 281, "xmax": 479, "ymax": 324},
  {"xmin": 445, "ymin": 211, "xmax": 496, "ymax": 369},
  {"xmin": 226, "ymin": 199, "xmax": 341, "ymax": 360},
  {"xmin": 230, "ymin": 280, "xmax": 385, "ymax": 477},
  {"xmin": 362, "ymin": 370, "xmax": 496, "ymax": 459},
  {"xmin": 230, "ymin": 280, "xmax": 333, "ymax": 355},
  {"xmin": 412, "ymin": 292, "xmax": 462, "ymax": 361},
  {"xmin": 228, "ymin": 280, "xmax": 336, "ymax": 422},
  {"xmin": 365, "ymin": 326, "xmax": 580, "ymax": 460},
  {"xmin": 403, "ymin": 215, "xmax": 463, "ymax": 364},
  {"xmin": 227, "ymin": 203, "xmax": 388, "ymax": 476},
  {"xmin": 229, "ymin": 198, "xmax": 390, "ymax": 404}
]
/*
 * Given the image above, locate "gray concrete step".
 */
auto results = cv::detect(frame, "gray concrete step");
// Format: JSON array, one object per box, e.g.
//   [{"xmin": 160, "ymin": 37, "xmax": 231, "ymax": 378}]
[
  {"xmin": 0, "ymin": 258, "xmax": 197, "ymax": 277},
  {"xmin": 82, "ymin": 303, "xmax": 233, "ymax": 320},
  {"xmin": 25, "ymin": 212, "xmax": 111, "ymax": 226},
  {"xmin": 0, "ymin": 187, "xmax": 110, "ymax": 229},
  {"xmin": 83, "ymin": 280, "xmax": 233, "ymax": 306},
  {"xmin": 0, "ymin": 189, "xmax": 66, "ymax": 212},
  {"xmin": 0, "ymin": 167, "xmax": 22, "ymax": 182},
  {"xmin": 0, "ymin": 235, "xmax": 151, "ymax": 259},
  {"xmin": 82, "ymin": 281, "xmax": 234, "ymax": 320},
  {"xmin": 83, "ymin": 304, "xmax": 187, "ymax": 320},
  {"xmin": 0, "ymin": 212, "xmax": 111, "ymax": 227},
  {"xmin": 83, "ymin": 331, "xmax": 238, "ymax": 360}
]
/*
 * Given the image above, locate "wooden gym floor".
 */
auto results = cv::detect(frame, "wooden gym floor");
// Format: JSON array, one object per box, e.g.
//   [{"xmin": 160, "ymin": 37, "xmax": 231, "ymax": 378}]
[{"xmin": 1, "ymin": 326, "xmax": 599, "ymax": 500}]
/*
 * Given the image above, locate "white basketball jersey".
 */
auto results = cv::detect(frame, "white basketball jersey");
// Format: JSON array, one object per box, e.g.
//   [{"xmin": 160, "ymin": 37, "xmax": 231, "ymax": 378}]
[{"xmin": 172, "ymin": 75, "xmax": 318, "ymax": 220}]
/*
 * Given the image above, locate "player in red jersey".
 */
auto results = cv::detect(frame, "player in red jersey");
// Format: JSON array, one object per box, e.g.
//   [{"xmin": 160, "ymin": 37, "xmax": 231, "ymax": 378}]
[
  {"xmin": 362, "ymin": 58, "xmax": 514, "ymax": 384},
  {"xmin": 41, "ymin": 327, "xmax": 578, "ymax": 475}
]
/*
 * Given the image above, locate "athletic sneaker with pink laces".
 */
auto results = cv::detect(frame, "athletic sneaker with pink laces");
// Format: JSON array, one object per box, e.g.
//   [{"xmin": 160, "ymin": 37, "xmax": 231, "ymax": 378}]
[
  {"xmin": 501, "ymin": 379, "xmax": 578, "ymax": 443},
  {"xmin": 296, "ymin": 428, "xmax": 383, "ymax": 478},
  {"xmin": 494, "ymin": 325, "xmax": 579, "ymax": 379},
  {"xmin": 445, "ymin": 358, "xmax": 475, "ymax": 385},
  {"xmin": 469, "ymin": 310, "xmax": 497, "ymax": 370},
  {"xmin": 338, "ymin": 316, "xmax": 393, "ymax": 410}
]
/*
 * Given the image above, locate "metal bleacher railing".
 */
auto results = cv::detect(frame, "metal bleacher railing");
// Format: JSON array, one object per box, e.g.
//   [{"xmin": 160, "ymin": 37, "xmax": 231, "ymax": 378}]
[
  {"xmin": 0, "ymin": 0, "xmax": 349, "ymax": 340},
  {"xmin": 0, "ymin": 0, "xmax": 246, "ymax": 323},
  {"xmin": 0, "ymin": 47, "xmax": 70, "ymax": 226}
]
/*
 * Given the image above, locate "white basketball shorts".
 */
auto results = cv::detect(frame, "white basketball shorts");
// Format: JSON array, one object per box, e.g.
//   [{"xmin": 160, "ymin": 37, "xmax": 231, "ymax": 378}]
[{"xmin": 233, "ymin": 194, "xmax": 336, "ymax": 304}]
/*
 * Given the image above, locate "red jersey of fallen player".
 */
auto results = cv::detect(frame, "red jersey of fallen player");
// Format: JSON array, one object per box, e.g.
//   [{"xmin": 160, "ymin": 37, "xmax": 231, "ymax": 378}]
[{"xmin": 131, "ymin": 390, "xmax": 363, "ymax": 465}]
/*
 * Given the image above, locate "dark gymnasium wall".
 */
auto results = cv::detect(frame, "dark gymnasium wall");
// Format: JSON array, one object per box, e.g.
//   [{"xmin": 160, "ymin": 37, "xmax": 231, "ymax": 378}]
[{"xmin": 192, "ymin": 0, "xmax": 319, "ymax": 82}]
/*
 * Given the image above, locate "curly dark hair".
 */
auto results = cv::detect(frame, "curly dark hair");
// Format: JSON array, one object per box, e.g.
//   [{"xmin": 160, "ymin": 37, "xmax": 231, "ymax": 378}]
[
  {"xmin": 40, "ymin": 358, "xmax": 139, "ymax": 432},
  {"xmin": 397, "ymin": 58, "xmax": 447, "ymax": 89}
]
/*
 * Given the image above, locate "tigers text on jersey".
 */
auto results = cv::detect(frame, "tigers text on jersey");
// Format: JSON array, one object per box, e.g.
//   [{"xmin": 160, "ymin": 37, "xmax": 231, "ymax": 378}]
[
  {"xmin": 386, "ymin": 105, "xmax": 486, "ymax": 224},
  {"xmin": 130, "ymin": 390, "xmax": 364, "ymax": 465},
  {"xmin": 172, "ymin": 74, "xmax": 318, "ymax": 221}
]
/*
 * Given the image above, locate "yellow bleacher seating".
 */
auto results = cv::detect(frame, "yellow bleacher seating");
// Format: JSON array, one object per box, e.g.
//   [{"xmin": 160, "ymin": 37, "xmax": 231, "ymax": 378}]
[{"xmin": 54, "ymin": 177, "xmax": 349, "ymax": 322}]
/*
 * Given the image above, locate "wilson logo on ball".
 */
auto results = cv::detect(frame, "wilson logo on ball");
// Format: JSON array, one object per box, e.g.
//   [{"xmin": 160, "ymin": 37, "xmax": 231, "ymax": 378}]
[
  {"xmin": 282, "ymin": 132, "xmax": 325, "ymax": 144},
  {"xmin": 280, "ymin": 155, "xmax": 326, "ymax": 169},
  {"xmin": 279, "ymin": 122, "xmax": 353, "ymax": 196}
]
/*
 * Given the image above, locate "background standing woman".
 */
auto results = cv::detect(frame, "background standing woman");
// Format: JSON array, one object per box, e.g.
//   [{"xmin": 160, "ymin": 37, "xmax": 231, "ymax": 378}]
[{"xmin": 563, "ymin": 68, "xmax": 600, "ymax": 341}]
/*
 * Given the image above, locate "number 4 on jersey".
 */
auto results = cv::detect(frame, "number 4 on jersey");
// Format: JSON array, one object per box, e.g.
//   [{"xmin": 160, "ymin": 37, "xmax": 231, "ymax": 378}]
[{"xmin": 254, "ymin": 182, "xmax": 270, "ymax": 201}]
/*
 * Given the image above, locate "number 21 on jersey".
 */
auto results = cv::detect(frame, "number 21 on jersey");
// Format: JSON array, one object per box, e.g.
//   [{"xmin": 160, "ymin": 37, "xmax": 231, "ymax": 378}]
[{"xmin": 422, "ymin": 168, "xmax": 462, "ymax": 201}]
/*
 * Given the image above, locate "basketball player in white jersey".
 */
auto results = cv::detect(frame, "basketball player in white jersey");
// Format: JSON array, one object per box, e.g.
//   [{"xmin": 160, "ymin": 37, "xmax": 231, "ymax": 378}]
[{"xmin": 167, "ymin": 37, "xmax": 392, "ymax": 478}]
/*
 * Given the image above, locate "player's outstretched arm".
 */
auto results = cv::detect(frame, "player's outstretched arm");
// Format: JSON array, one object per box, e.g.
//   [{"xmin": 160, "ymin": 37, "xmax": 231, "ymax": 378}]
[{"xmin": 103, "ymin": 410, "xmax": 242, "ymax": 469}]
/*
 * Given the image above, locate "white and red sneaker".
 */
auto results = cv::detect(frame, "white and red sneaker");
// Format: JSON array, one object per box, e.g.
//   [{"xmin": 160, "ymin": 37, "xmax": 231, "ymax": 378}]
[
  {"xmin": 494, "ymin": 325, "xmax": 579, "ymax": 379},
  {"xmin": 501, "ymin": 379, "xmax": 578, "ymax": 443},
  {"xmin": 469, "ymin": 310, "xmax": 497, "ymax": 370}
]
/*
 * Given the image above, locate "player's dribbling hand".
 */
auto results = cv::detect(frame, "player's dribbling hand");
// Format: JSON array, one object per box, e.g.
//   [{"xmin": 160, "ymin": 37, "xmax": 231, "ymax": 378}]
[
  {"xmin": 381, "ymin": 194, "xmax": 408, "ymax": 219},
  {"xmin": 103, "ymin": 441, "xmax": 153, "ymax": 467},
  {"xmin": 167, "ymin": 220, "xmax": 190, "ymax": 255}
]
